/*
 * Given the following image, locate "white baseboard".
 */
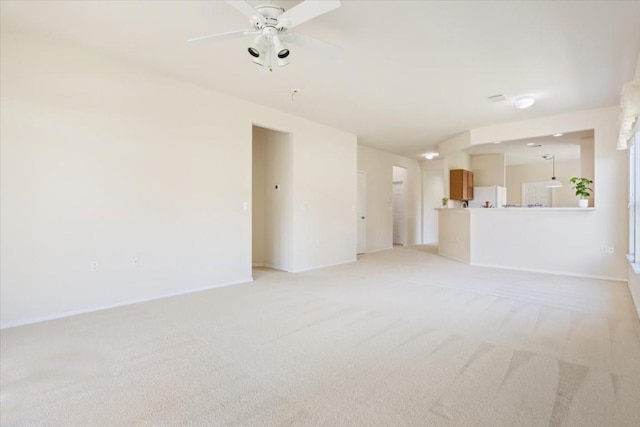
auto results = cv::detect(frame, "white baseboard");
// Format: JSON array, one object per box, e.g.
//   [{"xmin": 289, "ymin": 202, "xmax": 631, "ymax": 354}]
[
  {"xmin": 263, "ymin": 263, "xmax": 289, "ymax": 271},
  {"xmin": 289, "ymin": 258, "xmax": 357, "ymax": 273},
  {"xmin": 438, "ymin": 253, "xmax": 471, "ymax": 264},
  {"xmin": 1, "ymin": 277, "xmax": 254, "ymax": 330},
  {"xmin": 470, "ymin": 262, "xmax": 627, "ymax": 282},
  {"xmin": 364, "ymin": 247, "xmax": 394, "ymax": 254}
]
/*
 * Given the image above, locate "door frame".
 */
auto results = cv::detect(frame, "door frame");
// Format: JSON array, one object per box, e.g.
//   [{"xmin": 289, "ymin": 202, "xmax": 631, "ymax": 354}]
[
  {"xmin": 251, "ymin": 124, "xmax": 293, "ymax": 272},
  {"xmin": 357, "ymin": 170, "xmax": 367, "ymax": 255},
  {"xmin": 392, "ymin": 179, "xmax": 406, "ymax": 245}
]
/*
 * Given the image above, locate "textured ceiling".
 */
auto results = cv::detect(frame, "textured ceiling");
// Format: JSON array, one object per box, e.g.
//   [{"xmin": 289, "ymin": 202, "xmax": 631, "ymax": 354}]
[{"xmin": 1, "ymin": 1, "xmax": 639, "ymax": 157}]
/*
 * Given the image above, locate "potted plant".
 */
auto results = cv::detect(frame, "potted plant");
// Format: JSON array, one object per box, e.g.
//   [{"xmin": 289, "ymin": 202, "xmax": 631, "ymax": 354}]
[
  {"xmin": 442, "ymin": 197, "xmax": 449, "ymax": 208},
  {"xmin": 569, "ymin": 177, "xmax": 593, "ymax": 208}
]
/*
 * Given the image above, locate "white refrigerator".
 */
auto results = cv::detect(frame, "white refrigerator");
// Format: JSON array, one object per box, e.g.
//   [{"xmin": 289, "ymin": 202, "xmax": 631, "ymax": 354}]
[{"xmin": 469, "ymin": 185, "xmax": 507, "ymax": 208}]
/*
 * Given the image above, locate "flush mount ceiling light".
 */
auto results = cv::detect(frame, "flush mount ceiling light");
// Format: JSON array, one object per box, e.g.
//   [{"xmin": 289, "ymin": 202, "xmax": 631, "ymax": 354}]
[
  {"xmin": 543, "ymin": 154, "xmax": 563, "ymax": 188},
  {"xmin": 514, "ymin": 96, "xmax": 536, "ymax": 109},
  {"xmin": 492, "ymin": 141, "xmax": 502, "ymax": 144},
  {"xmin": 553, "ymin": 133, "xmax": 564, "ymax": 137},
  {"xmin": 527, "ymin": 143, "xmax": 542, "ymax": 147},
  {"xmin": 424, "ymin": 153, "xmax": 439, "ymax": 160}
]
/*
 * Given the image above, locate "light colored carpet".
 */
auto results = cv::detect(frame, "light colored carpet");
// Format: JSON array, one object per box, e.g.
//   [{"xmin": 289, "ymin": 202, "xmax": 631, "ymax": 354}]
[{"xmin": 1, "ymin": 245, "xmax": 639, "ymax": 426}]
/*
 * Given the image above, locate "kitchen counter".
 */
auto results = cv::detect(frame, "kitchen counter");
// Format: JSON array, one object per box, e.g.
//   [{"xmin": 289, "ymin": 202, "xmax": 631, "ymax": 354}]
[
  {"xmin": 436, "ymin": 207, "xmax": 622, "ymax": 280},
  {"xmin": 436, "ymin": 207, "xmax": 596, "ymax": 212}
]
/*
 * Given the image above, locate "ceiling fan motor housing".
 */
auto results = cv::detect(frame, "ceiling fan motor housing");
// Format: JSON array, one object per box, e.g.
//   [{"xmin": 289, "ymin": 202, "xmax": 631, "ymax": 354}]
[{"xmin": 256, "ymin": 4, "xmax": 285, "ymax": 20}]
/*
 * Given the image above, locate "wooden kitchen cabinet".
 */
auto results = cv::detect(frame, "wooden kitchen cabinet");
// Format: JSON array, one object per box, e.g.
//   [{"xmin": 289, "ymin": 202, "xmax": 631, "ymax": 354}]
[{"xmin": 450, "ymin": 169, "xmax": 474, "ymax": 201}]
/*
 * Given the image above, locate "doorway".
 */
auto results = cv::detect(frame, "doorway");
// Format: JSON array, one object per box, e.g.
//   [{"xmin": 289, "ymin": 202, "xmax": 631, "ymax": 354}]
[
  {"xmin": 357, "ymin": 171, "xmax": 366, "ymax": 255},
  {"xmin": 392, "ymin": 166, "xmax": 407, "ymax": 245},
  {"xmin": 252, "ymin": 126, "xmax": 291, "ymax": 271}
]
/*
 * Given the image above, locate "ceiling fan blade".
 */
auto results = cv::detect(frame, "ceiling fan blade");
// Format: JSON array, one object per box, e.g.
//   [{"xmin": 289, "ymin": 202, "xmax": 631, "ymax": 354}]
[
  {"xmin": 225, "ymin": 0, "xmax": 265, "ymax": 25},
  {"xmin": 187, "ymin": 30, "xmax": 249, "ymax": 43},
  {"xmin": 277, "ymin": 0, "xmax": 341, "ymax": 30},
  {"xmin": 285, "ymin": 32, "xmax": 341, "ymax": 54}
]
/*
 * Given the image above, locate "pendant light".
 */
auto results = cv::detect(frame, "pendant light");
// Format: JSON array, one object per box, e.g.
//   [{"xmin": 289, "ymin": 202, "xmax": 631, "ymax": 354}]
[{"xmin": 543, "ymin": 154, "xmax": 562, "ymax": 188}]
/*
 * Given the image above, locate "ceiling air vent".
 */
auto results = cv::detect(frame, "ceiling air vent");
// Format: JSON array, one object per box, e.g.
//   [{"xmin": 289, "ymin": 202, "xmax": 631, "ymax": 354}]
[{"xmin": 487, "ymin": 94, "xmax": 506, "ymax": 103}]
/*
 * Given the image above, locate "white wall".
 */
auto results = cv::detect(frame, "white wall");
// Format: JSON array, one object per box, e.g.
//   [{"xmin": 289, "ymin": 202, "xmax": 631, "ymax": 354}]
[
  {"xmin": 439, "ymin": 208, "xmax": 625, "ymax": 281},
  {"xmin": 252, "ymin": 130, "xmax": 266, "ymax": 266},
  {"xmin": 506, "ymin": 159, "xmax": 581, "ymax": 207},
  {"xmin": 392, "ymin": 166, "xmax": 408, "ymax": 245},
  {"xmin": 288, "ymin": 123, "xmax": 357, "ymax": 272},
  {"xmin": 471, "ymin": 153, "xmax": 505, "ymax": 186},
  {"xmin": 357, "ymin": 144, "xmax": 422, "ymax": 252},
  {"xmin": 470, "ymin": 209, "xmax": 615, "ymax": 279},
  {"xmin": 437, "ymin": 210, "xmax": 470, "ymax": 263},
  {"xmin": 422, "ymin": 160, "xmax": 445, "ymax": 244},
  {"xmin": 0, "ymin": 32, "xmax": 357, "ymax": 328},
  {"xmin": 439, "ymin": 106, "xmax": 628, "ymax": 280}
]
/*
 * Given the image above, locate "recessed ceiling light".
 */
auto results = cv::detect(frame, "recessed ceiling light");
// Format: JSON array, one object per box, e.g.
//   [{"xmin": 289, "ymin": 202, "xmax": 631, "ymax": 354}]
[
  {"xmin": 553, "ymin": 133, "xmax": 563, "ymax": 137},
  {"xmin": 492, "ymin": 141, "xmax": 502, "ymax": 144},
  {"xmin": 514, "ymin": 96, "xmax": 535, "ymax": 109},
  {"xmin": 423, "ymin": 152, "xmax": 438, "ymax": 160},
  {"xmin": 527, "ymin": 143, "xmax": 542, "ymax": 147}
]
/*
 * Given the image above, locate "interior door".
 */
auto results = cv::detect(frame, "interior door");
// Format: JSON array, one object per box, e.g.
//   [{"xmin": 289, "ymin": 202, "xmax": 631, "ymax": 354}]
[{"xmin": 357, "ymin": 171, "xmax": 366, "ymax": 255}]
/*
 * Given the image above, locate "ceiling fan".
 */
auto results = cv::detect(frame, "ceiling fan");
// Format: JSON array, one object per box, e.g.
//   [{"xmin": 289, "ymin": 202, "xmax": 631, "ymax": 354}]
[{"xmin": 189, "ymin": 0, "xmax": 341, "ymax": 71}]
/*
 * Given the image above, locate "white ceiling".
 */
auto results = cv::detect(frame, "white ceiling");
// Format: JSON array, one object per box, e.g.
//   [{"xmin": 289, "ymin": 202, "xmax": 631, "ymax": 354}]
[
  {"xmin": 463, "ymin": 130, "xmax": 593, "ymax": 166},
  {"xmin": 1, "ymin": 1, "xmax": 639, "ymax": 158}
]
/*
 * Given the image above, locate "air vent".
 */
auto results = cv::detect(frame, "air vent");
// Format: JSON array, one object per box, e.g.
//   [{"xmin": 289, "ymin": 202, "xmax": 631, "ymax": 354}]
[{"xmin": 487, "ymin": 94, "xmax": 506, "ymax": 103}]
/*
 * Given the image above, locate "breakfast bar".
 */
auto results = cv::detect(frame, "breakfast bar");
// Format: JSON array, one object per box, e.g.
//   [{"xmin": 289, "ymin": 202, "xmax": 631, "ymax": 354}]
[{"xmin": 434, "ymin": 207, "xmax": 616, "ymax": 278}]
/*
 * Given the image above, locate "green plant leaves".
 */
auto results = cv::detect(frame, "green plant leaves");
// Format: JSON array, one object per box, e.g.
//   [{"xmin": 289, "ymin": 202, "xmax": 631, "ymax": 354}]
[{"xmin": 570, "ymin": 177, "xmax": 593, "ymax": 198}]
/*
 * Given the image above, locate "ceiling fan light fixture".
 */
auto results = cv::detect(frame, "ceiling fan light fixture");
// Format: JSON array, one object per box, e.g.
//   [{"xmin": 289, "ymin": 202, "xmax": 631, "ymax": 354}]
[
  {"xmin": 248, "ymin": 35, "xmax": 265, "ymax": 58},
  {"xmin": 252, "ymin": 56, "xmax": 266, "ymax": 66},
  {"xmin": 272, "ymin": 35, "xmax": 290, "ymax": 59},
  {"xmin": 514, "ymin": 96, "xmax": 535, "ymax": 109},
  {"xmin": 278, "ymin": 48, "xmax": 290, "ymax": 59},
  {"xmin": 277, "ymin": 56, "xmax": 290, "ymax": 67},
  {"xmin": 191, "ymin": 0, "xmax": 343, "ymax": 71}
]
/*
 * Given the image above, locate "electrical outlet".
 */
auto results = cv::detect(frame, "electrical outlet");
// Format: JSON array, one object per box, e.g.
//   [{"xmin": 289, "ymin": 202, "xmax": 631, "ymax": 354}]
[
  {"xmin": 606, "ymin": 247, "xmax": 614, "ymax": 254},
  {"xmin": 133, "ymin": 256, "xmax": 141, "ymax": 267},
  {"xmin": 91, "ymin": 261, "xmax": 99, "ymax": 272}
]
